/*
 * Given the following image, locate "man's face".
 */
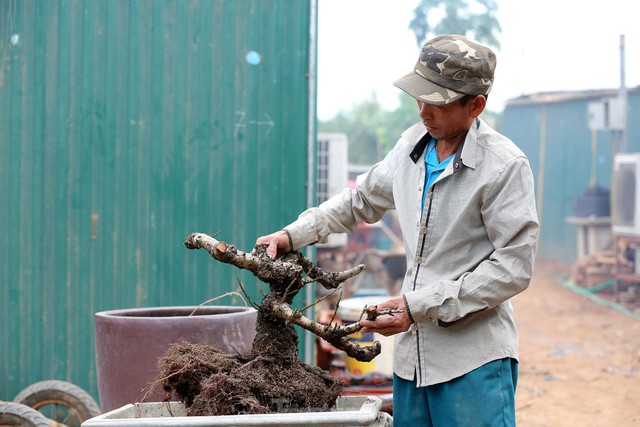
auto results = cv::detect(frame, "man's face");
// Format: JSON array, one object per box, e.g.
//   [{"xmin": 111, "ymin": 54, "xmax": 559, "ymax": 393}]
[{"xmin": 416, "ymin": 98, "xmax": 476, "ymax": 143}]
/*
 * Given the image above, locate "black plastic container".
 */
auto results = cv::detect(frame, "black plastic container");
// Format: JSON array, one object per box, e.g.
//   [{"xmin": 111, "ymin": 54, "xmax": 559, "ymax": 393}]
[{"xmin": 572, "ymin": 186, "xmax": 611, "ymax": 217}]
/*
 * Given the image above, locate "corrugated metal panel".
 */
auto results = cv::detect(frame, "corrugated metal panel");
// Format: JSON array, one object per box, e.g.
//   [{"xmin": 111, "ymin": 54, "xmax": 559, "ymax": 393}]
[
  {"xmin": 627, "ymin": 93, "xmax": 640, "ymax": 151},
  {"xmin": 0, "ymin": 0, "xmax": 314, "ymax": 403},
  {"xmin": 502, "ymin": 91, "xmax": 640, "ymax": 262}
]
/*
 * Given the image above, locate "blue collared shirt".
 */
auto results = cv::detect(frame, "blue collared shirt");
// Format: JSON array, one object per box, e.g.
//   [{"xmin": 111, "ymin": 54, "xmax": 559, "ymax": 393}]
[{"xmin": 422, "ymin": 137, "xmax": 454, "ymax": 211}]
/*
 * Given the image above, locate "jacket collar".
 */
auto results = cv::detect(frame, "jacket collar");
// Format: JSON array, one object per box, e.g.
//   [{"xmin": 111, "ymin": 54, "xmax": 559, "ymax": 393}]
[{"xmin": 408, "ymin": 118, "xmax": 481, "ymax": 172}]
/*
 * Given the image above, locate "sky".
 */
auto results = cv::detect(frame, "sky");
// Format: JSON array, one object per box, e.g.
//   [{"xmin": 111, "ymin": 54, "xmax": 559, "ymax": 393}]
[{"xmin": 317, "ymin": 0, "xmax": 640, "ymax": 120}]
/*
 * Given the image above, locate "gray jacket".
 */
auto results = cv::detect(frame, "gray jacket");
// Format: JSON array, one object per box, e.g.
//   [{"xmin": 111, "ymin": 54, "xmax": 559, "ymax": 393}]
[{"xmin": 286, "ymin": 118, "xmax": 540, "ymax": 386}]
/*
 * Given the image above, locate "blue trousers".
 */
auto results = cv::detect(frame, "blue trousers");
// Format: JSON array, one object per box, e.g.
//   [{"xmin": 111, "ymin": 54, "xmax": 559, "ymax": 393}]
[{"xmin": 393, "ymin": 358, "xmax": 518, "ymax": 427}]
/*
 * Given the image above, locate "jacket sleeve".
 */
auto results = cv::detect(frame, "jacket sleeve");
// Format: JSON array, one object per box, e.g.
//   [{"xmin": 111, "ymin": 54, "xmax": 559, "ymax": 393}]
[
  {"xmin": 284, "ymin": 145, "xmax": 400, "ymax": 250},
  {"xmin": 404, "ymin": 156, "xmax": 540, "ymax": 324}
]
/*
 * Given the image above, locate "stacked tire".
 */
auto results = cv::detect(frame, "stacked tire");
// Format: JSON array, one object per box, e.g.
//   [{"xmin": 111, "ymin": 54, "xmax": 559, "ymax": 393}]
[
  {"xmin": 0, "ymin": 402, "xmax": 50, "ymax": 427},
  {"xmin": 1, "ymin": 380, "xmax": 101, "ymax": 426}
]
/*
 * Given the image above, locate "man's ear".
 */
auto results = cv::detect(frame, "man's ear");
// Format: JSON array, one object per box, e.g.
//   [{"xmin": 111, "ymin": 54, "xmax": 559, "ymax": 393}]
[{"xmin": 469, "ymin": 95, "xmax": 487, "ymax": 118}]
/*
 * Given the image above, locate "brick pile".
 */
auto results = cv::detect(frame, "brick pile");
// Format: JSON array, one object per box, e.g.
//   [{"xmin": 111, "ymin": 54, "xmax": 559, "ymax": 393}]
[{"xmin": 571, "ymin": 251, "xmax": 633, "ymax": 288}]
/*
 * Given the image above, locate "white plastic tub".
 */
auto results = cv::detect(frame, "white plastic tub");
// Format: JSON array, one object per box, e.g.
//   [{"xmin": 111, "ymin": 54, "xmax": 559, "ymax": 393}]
[{"xmin": 82, "ymin": 396, "xmax": 392, "ymax": 427}]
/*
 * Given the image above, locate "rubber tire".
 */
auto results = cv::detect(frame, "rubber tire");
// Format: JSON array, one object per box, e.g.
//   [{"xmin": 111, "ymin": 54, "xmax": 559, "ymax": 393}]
[
  {"xmin": 13, "ymin": 380, "xmax": 101, "ymax": 423},
  {"xmin": 0, "ymin": 401, "xmax": 51, "ymax": 427}
]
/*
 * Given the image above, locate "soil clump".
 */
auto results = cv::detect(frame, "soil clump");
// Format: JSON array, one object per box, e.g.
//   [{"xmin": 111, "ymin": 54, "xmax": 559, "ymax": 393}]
[{"xmin": 158, "ymin": 340, "xmax": 342, "ymax": 416}]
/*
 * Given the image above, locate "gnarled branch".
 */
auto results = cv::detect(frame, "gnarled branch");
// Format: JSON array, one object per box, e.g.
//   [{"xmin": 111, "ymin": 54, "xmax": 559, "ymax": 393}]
[
  {"xmin": 266, "ymin": 299, "xmax": 381, "ymax": 362},
  {"xmin": 184, "ymin": 233, "xmax": 364, "ymax": 288}
]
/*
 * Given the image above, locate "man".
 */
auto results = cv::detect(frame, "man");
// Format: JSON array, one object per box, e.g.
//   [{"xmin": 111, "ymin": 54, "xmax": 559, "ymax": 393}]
[{"xmin": 257, "ymin": 34, "xmax": 539, "ymax": 426}]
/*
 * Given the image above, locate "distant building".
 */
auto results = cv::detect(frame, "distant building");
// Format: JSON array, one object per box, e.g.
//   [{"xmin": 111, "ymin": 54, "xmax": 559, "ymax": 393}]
[{"xmin": 501, "ymin": 87, "xmax": 640, "ymax": 262}]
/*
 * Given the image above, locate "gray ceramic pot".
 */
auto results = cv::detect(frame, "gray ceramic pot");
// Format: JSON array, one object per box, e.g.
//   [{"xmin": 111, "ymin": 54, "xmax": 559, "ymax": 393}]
[{"xmin": 94, "ymin": 306, "xmax": 257, "ymax": 412}]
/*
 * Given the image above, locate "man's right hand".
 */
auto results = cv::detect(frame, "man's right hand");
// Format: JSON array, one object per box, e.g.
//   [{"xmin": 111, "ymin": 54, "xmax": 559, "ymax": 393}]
[{"xmin": 255, "ymin": 230, "xmax": 292, "ymax": 259}]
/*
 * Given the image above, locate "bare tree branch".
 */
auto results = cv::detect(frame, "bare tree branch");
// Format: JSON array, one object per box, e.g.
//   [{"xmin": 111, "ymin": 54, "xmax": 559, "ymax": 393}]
[
  {"xmin": 266, "ymin": 299, "xmax": 381, "ymax": 362},
  {"xmin": 184, "ymin": 233, "xmax": 304, "ymax": 283},
  {"xmin": 183, "ymin": 233, "xmax": 364, "ymax": 288}
]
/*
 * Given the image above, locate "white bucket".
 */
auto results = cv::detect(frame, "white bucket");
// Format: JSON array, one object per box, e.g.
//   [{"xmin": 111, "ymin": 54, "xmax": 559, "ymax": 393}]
[{"xmin": 336, "ymin": 297, "xmax": 394, "ymax": 377}]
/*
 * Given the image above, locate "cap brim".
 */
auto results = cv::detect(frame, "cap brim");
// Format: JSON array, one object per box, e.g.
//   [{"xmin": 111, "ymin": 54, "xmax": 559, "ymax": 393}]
[{"xmin": 393, "ymin": 71, "xmax": 464, "ymax": 106}]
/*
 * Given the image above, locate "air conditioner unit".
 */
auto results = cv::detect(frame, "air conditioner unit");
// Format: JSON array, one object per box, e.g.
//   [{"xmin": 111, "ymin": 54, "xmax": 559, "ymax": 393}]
[
  {"xmin": 613, "ymin": 153, "xmax": 640, "ymax": 236},
  {"xmin": 317, "ymin": 133, "xmax": 349, "ymax": 248}
]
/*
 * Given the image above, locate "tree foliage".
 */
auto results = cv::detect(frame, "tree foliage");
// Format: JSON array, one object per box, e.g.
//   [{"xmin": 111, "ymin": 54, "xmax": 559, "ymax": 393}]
[
  {"xmin": 318, "ymin": 97, "xmax": 382, "ymax": 165},
  {"xmin": 318, "ymin": 95, "xmax": 419, "ymax": 165},
  {"xmin": 409, "ymin": 0, "xmax": 501, "ymax": 49}
]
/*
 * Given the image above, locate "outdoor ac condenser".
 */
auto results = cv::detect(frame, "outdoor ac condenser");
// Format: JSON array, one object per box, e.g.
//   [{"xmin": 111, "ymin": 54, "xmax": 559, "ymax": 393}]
[
  {"xmin": 613, "ymin": 153, "xmax": 640, "ymax": 236},
  {"xmin": 316, "ymin": 133, "xmax": 349, "ymax": 248}
]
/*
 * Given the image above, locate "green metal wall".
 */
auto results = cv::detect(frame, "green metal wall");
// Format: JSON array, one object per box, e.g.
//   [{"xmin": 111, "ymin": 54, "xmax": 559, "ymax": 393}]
[
  {"xmin": 0, "ymin": 0, "xmax": 315, "ymax": 403},
  {"xmin": 502, "ymin": 91, "xmax": 640, "ymax": 262}
]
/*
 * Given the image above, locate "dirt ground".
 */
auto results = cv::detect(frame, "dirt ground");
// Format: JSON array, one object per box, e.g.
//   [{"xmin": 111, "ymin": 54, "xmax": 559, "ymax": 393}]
[{"xmin": 513, "ymin": 259, "xmax": 640, "ymax": 427}]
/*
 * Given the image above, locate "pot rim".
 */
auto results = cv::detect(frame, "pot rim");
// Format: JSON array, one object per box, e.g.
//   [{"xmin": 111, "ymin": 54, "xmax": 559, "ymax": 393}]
[{"xmin": 95, "ymin": 305, "xmax": 257, "ymax": 319}]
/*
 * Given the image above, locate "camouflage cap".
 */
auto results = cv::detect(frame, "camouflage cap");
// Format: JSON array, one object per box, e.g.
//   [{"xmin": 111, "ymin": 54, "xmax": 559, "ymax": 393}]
[{"xmin": 394, "ymin": 34, "xmax": 496, "ymax": 105}]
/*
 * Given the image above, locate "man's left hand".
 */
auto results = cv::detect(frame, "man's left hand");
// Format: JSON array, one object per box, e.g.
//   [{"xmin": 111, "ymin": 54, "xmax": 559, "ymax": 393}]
[{"xmin": 359, "ymin": 296, "xmax": 412, "ymax": 337}]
